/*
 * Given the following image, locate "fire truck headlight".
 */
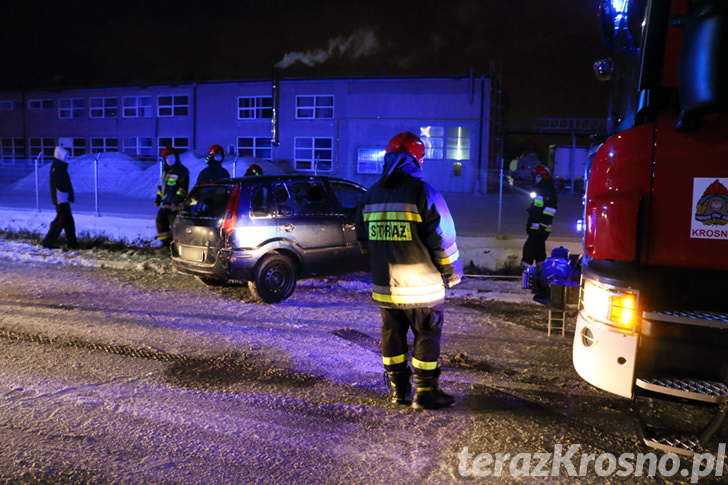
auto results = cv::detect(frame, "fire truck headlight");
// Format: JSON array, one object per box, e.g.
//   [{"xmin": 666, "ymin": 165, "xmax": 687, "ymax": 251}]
[{"xmin": 582, "ymin": 280, "xmax": 637, "ymax": 332}]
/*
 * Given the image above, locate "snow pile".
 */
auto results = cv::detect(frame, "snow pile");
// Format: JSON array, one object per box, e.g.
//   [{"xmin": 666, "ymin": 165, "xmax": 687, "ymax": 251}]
[
  {"xmin": 11, "ymin": 152, "xmax": 204, "ymax": 197},
  {"xmin": 10, "ymin": 152, "xmax": 291, "ymax": 196},
  {"xmin": 0, "ymin": 209, "xmax": 157, "ymax": 245}
]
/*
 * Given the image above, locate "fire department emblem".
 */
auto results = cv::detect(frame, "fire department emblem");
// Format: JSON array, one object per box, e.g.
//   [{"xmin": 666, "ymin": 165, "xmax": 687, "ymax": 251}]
[{"xmin": 691, "ymin": 178, "xmax": 728, "ymax": 240}]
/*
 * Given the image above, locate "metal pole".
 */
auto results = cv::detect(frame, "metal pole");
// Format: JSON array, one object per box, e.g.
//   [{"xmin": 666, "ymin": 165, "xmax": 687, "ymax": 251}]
[
  {"xmin": 497, "ymin": 157, "xmax": 504, "ymax": 234},
  {"xmin": 571, "ymin": 133, "xmax": 576, "ymax": 194},
  {"xmin": 34, "ymin": 152, "xmax": 42, "ymax": 212},
  {"xmin": 94, "ymin": 152, "xmax": 101, "ymax": 216}
]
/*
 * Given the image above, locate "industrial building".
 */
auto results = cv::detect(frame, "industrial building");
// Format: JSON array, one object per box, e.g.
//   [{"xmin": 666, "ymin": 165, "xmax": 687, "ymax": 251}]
[{"xmin": 0, "ymin": 75, "xmax": 497, "ymax": 193}]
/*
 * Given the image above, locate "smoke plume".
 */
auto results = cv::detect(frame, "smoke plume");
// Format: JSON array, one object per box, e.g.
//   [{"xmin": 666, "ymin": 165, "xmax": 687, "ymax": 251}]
[{"xmin": 275, "ymin": 28, "xmax": 379, "ymax": 69}]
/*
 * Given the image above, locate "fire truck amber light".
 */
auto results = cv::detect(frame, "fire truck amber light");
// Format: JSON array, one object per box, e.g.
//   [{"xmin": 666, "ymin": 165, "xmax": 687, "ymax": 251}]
[
  {"xmin": 609, "ymin": 294, "xmax": 635, "ymax": 327},
  {"xmin": 582, "ymin": 281, "xmax": 637, "ymax": 331}
]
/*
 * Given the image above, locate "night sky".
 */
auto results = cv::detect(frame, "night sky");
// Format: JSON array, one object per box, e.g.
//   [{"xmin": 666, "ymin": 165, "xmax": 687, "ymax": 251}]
[{"xmin": 1, "ymin": 0, "xmax": 609, "ymax": 121}]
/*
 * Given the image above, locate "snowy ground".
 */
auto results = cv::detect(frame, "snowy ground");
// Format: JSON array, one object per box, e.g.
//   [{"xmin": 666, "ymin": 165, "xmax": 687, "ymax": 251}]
[
  {"xmin": 0, "ymin": 229, "xmax": 726, "ymax": 483},
  {"xmin": 0, "ymin": 184, "xmax": 724, "ymax": 482}
]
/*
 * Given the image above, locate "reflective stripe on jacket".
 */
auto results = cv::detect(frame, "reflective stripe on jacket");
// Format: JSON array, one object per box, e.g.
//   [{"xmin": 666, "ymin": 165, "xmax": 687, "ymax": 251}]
[
  {"xmin": 526, "ymin": 178, "xmax": 558, "ymax": 235},
  {"xmin": 356, "ymin": 152, "xmax": 463, "ymax": 309},
  {"xmin": 160, "ymin": 161, "xmax": 190, "ymax": 207}
]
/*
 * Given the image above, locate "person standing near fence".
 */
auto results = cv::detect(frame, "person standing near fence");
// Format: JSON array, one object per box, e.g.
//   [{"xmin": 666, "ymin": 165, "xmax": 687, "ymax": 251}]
[
  {"xmin": 155, "ymin": 146, "xmax": 189, "ymax": 250},
  {"xmin": 521, "ymin": 164, "xmax": 558, "ymax": 265},
  {"xmin": 196, "ymin": 144, "xmax": 230, "ymax": 184},
  {"xmin": 41, "ymin": 146, "xmax": 78, "ymax": 250}
]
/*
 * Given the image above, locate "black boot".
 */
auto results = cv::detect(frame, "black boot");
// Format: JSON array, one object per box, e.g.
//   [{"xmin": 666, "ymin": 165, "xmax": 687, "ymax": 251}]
[
  {"xmin": 412, "ymin": 368, "xmax": 455, "ymax": 410},
  {"xmin": 384, "ymin": 365, "xmax": 412, "ymax": 405}
]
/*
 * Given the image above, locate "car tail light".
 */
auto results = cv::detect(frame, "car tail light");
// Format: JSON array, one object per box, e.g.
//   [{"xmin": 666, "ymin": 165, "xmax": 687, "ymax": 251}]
[{"xmin": 221, "ymin": 184, "xmax": 241, "ymax": 235}]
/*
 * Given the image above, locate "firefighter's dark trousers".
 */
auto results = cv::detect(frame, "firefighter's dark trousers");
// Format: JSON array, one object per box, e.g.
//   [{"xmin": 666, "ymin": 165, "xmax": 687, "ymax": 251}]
[
  {"xmin": 42, "ymin": 202, "xmax": 77, "ymax": 248},
  {"xmin": 155, "ymin": 207, "xmax": 177, "ymax": 247},
  {"xmin": 522, "ymin": 230, "xmax": 549, "ymax": 265},
  {"xmin": 380, "ymin": 305, "xmax": 444, "ymax": 373}
]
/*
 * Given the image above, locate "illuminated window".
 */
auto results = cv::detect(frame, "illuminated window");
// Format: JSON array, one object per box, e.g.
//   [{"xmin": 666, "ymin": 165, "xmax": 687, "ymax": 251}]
[
  {"xmin": 0, "ymin": 100, "xmax": 15, "ymax": 111},
  {"xmin": 28, "ymin": 99, "xmax": 53, "ymax": 110},
  {"xmin": 419, "ymin": 126, "xmax": 444, "ymax": 159},
  {"xmin": 59, "ymin": 98, "xmax": 85, "ymax": 119},
  {"xmin": 296, "ymin": 95, "xmax": 334, "ymax": 119},
  {"xmin": 122, "ymin": 96, "xmax": 153, "ymax": 118},
  {"xmin": 123, "ymin": 137, "xmax": 154, "ymax": 157},
  {"xmin": 446, "ymin": 126, "xmax": 471, "ymax": 160},
  {"xmin": 157, "ymin": 95, "xmax": 189, "ymax": 117},
  {"xmin": 158, "ymin": 137, "xmax": 189, "ymax": 154},
  {"xmin": 294, "ymin": 137, "xmax": 333, "ymax": 172},
  {"xmin": 29, "ymin": 137, "xmax": 56, "ymax": 158},
  {"xmin": 237, "ymin": 137, "xmax": 272, "ymax": 160},
  {"xmin": 238, "ymin": 96, "xmax": 273, "ymax": 119},
  {"xmin": 89, "ymin": 97, "xmax": 118, "ymax": 118},
  {"xmin": 356, "ymin": 147, "xmax": 385, "ymax": 174},
  {"xmin": 91, "ymin": 137, "xmax": 119, "ymax": 153},
  {"xmin": 0, "ymin": 138, "xmax": 25, "ymax": 161}
]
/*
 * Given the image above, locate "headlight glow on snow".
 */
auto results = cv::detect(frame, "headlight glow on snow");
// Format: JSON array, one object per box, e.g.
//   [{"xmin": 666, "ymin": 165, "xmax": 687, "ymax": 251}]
[{"xmin": 581, "ymin": 279, "xmax": 638, "ymax": 332}]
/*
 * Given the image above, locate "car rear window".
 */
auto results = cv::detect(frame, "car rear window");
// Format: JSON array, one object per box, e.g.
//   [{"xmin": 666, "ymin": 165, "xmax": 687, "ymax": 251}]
[{"xmin": 183, "ymin": 185, "xmax": 231, "ymax": 218}]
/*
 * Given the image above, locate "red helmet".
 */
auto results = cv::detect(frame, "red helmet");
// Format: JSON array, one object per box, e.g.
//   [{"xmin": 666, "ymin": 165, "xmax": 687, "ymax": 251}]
[
  {"xmin": 208, "ymin": 144, "xmax": 224, "ymax": 157},
  {"xmin": 386, "ymin": 132, "xmax": 425, "ymax": 165},
  {"xmin": 160, "ymin": 146, "xmax": 176, "ymax": 157},
  {"xmin": 532, "ymin": 164, "xmax": 551, "ymax": 180},
  {"xmin": 245, "ymin": 163, "xmax": 263, "ymax": 176}
]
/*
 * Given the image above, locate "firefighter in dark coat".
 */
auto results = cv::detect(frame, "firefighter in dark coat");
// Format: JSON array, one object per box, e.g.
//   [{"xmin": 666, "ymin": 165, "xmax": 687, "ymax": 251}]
[
  {"xmin": 521, "ymin": 164, "xmax": 558, "ymax": 265},
  {"xmin": 356, "ymin": 132, "xmax": 463, "ymax": 410},
  {"xmin": 196, "ymin": 144, "xmax": 230, "ymax": 184},
  {"xmin": 42, "ymin": 146, "xmax": 78, "ymax": 249},
  {"xmin": 155, "ymin": 146, "xmax": 189, "ymax": 249}
]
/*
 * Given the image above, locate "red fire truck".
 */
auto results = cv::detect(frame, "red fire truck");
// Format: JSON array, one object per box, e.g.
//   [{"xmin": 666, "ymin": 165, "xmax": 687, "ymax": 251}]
[{"xmin": 572, "ymin": 0, "xmax": 728, "ymax": 453}]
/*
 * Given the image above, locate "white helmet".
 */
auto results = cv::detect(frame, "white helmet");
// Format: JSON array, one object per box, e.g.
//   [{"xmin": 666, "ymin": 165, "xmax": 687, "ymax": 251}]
[{"xmin": 54, "ymin": 146, "xmax": 70, "ymax": 162}]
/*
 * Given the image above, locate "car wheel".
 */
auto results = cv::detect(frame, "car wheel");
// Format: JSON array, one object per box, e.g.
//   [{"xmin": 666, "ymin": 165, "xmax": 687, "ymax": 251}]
[{"xmin": 248, "ymin": 254, "xmax": 297, "ymax": 303}]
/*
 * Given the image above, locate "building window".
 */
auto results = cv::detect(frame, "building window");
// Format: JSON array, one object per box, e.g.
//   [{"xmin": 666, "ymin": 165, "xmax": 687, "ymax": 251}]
[
  {"xmin": 29, "ymin": 137, "xmax": 56, "ymax": 158},
  {"xmin": 419, "ymin": 126, "xmax": 444, "ymax": 160},
  {"xmin": 295, "ymin": 95, "xmax": 334, "ymax": 119},
  {"xmin": 157, "ymin": 95, "xmax": 189, "ymax": 117},
  {"xmin": 123, "ymin": 137, "xmax": 154, "ymax": 157},
  {"xmin": 68, "ymin": 138, "xmax": 87, "ymax": 157},
  {"xmin": 91, "ymin": 137, "xmax": 119, "ymax": 153},
  {"xmin": 59, "ymin": 98, "xmax": 85, "ymax": 119},
  {"xmin": 236, "ymin": 137, "xmax": 272, "ymax": 160},
  {"xmin": 446, "ymin": 126, "xmax": 471, "ymax": 160},
  {"xmin": 89, "ymin": 97, "xmax": 118, "ymax": 118},
  {"xmin": 356, "ymin": 147, "xmax": 385, "ymax": 174},
  {"xmin": 122, "ymin": 96, "xmax": 153, "ymax": 118},
  {"xmin": 294, "ymin": 137, "xmax": 333, "ymax": 172},
  {"xmin": 28, "ymin": 99, "xmax": 54, "ymax": 110},
  {"xmin": 238, "ymin": 96, "xmax": 273, "ymax": 119},
  {"xmin": 0, "ymin": 100, "xmax": 15, "ymax": 111},
  {"xmin": 1, "ymin": 138, "xmax": 26, "ymax": 160},
  {"xmin": 158, "ymin": 137, "xmax": 189, "ymax": 153}
]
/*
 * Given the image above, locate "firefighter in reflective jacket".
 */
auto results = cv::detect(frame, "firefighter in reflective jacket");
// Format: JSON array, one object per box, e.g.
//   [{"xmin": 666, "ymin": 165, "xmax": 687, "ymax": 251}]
[
  {"xmin": 155, "ymin": 146, "xmax": 189, "ymax": 250},
  {"xmin": 521, "ymin": 164, "xmax": 558, "ymax": 265},
  {"xmin": 356, "ymin": 132, "xmax": 463, "ymax": 410}
]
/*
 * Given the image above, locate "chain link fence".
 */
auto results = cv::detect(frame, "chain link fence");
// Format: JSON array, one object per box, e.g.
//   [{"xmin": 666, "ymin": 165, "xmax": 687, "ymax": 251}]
[{"xmin": 0, "ymin": 156, "xmax": 585, "ymax": 238}]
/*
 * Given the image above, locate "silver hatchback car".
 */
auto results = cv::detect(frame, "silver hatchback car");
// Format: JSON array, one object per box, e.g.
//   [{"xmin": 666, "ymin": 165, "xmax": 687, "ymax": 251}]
[{"xmin": 171, "ymin": 175, "xmax": 368, "ymax": 303}]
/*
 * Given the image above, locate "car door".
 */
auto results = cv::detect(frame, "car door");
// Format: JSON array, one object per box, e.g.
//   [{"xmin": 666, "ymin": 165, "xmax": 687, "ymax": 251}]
[
  {"xmin": 274, "ymin": 179, "xmax": 346, "ymax": 274},
  {"xmin": 328, "ymin": 180, "xmax": 369, "ymax": 273}
]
